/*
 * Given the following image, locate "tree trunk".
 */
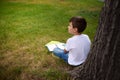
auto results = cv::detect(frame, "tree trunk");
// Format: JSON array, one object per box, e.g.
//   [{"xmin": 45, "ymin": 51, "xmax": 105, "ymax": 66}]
[{"xmin": 69, "ymin": 0, "xmax": 120, "ymax": 80}]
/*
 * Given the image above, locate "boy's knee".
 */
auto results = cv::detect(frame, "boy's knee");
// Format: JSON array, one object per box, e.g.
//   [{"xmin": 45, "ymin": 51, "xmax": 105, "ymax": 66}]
[
  {"xmin": 53, "ymin": 48, "xmax": 59, "ymax": 54},
  {"xmin": 53, "ymin": 48, "xmax": 64, "ymax": 53}
]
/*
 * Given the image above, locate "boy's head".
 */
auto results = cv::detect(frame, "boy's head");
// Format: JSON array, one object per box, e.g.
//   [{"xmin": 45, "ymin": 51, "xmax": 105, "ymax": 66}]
[{"xmin": 69, "ymin": 16, "xmax": 87, "ymax": 33}]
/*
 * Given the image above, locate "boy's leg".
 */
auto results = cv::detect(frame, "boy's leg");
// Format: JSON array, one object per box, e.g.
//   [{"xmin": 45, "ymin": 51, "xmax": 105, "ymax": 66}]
[{"xmin": 52, "ymin": 48, "xmax": 68, "ymax": 62}]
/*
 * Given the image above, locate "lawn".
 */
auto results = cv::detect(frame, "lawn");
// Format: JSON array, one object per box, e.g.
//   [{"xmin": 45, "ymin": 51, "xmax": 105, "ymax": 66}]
[{"xmin": 0, "ymin": 0, "xmax": 103, "ymax": 80}]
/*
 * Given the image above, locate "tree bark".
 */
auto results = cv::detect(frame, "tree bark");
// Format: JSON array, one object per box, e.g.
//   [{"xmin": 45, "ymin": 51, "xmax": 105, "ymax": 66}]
[{"xmin": 70, "ymin": 0, "xmax": 120, "ymax": 80}]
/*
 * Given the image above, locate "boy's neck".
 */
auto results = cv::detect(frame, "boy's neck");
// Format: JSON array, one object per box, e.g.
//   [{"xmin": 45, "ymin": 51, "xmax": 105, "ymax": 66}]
[{"xmin": 74, "ymin": 32, "xmax": 81, "ymax": 35}]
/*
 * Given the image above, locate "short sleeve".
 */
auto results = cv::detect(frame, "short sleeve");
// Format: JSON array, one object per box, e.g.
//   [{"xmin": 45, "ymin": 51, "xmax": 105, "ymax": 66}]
[{"xmin": 65, "ymin": 38, "xmax": 75, "ymax": 51}]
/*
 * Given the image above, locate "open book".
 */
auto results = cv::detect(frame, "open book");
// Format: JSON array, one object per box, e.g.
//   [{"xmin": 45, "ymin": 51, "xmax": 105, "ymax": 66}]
[{"xmin": 45, "ymin": 41, "xmax": 65, "ymax": 52}]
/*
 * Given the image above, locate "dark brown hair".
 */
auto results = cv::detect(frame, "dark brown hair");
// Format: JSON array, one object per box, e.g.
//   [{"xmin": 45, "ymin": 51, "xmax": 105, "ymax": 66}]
[{"xmin": 69, "ymin": 16, "xmax": 87, "ymax": 33}]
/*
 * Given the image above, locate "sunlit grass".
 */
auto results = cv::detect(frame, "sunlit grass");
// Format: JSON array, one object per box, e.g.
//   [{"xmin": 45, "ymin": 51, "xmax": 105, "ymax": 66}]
[{"xmin": 0, "ymin": 0, "xmax": 103, "ymax": 80}]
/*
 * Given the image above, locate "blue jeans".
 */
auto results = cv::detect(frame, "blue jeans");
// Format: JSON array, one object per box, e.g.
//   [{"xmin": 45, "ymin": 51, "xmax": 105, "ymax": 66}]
[{"xmin": 52, "ymin": 48, "xmax": 68, "ymax": 63}]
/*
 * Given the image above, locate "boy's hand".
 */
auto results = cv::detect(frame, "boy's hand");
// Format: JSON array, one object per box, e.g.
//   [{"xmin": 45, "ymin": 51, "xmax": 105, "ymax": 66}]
[{"xmin": 64, "ymin": 49, "xmax": 69, "ymax": 54}]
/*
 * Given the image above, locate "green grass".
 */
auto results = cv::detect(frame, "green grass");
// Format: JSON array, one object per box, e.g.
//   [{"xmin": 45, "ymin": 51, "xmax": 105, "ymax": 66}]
[{"xmin": 0, "ymin": 0, "xmax": 103, "ymax": 80}]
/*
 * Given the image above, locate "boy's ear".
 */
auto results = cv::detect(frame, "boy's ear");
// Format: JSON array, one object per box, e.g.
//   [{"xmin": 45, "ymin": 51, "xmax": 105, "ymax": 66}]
[{"xmin": 74, "ymin": 27, "xmax": 78, "ymax": 32}]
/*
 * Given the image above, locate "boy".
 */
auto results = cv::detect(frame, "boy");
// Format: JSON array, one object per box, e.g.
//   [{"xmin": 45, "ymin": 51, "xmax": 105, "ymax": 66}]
[{"xmin": 53, "ymin": 16, "xmax": 91, "ymax": 66}]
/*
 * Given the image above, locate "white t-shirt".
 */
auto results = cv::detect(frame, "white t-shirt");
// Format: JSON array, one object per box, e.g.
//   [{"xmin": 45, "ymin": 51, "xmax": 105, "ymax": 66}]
[{"xmin": 65, "ymin": 34, "xmax": 91, "ymax": 66}]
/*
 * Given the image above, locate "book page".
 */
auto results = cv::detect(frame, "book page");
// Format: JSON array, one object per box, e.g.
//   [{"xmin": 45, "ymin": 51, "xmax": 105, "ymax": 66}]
[
  {"xmin": 56, "ymin": 43, "xmax": 65, "ymax": 50},
  {"xmin": 46, "ymin": 44, "xmax": 57, "ymax": 51},
  {"xmin": 45, "ymin": 41, "xmax": 65, "ymax": 52}
]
